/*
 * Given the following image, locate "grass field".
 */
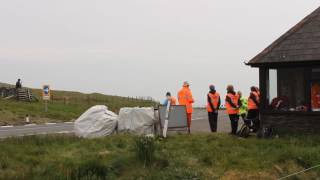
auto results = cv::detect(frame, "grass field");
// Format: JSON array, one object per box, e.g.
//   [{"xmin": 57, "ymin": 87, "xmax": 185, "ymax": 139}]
[
  {"xmin": 0, "ymin": 133, "xmax": 319, "ymax": 179},
  {"xmin": 0, "ymin": 83, "xmax": 158, "ymax": 125}
]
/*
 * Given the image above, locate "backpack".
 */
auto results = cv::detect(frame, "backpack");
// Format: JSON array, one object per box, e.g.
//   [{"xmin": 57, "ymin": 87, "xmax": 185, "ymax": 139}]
[
  {"xmin": 257, "ymin": 127, "xmax": 275, "ymax": 139},
  {"xmin": 237, "ymin": 124, "xmax": 250, "ymax": 138}
]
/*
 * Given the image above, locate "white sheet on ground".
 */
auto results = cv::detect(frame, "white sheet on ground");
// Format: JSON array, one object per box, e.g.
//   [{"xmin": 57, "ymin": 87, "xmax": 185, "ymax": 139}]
[
  {"xmin": 117, "ymin": 107, "xmax": 155, "ymax": 135},
  {"xmin": 74, "ymin": 105, "xmax": 117, "ymax": 138}
]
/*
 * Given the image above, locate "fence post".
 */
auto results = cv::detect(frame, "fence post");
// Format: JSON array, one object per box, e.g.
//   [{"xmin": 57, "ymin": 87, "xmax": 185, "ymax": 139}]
[{"xmin": 87, "ymin": 95, "xmax": 90, "ymax": 104}]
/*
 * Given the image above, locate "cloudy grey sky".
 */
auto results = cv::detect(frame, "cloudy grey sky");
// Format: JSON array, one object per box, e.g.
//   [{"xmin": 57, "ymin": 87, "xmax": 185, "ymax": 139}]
[{"xmin": 1, "ymin": 1, "xmax": 319, "ymax": 106}]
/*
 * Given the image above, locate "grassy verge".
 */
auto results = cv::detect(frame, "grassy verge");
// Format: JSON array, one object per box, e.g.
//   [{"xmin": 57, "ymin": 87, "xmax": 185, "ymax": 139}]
[
  {"xmin": 0, "ymin": 89, "xmax": 158, "ymax": 125},
  {"xmin": 0, "ymin": 133, "xmax": 319, "ymax": 179}
]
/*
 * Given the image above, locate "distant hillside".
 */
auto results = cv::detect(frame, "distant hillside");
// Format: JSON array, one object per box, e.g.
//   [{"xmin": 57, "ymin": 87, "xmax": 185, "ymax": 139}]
[
  {"xmin": 0, "ymin": 82, "xmax": 14, "ymax": 88},
  {"xmin": 0, "ymin": 82, "xmax": 158, "ymax": 125}
]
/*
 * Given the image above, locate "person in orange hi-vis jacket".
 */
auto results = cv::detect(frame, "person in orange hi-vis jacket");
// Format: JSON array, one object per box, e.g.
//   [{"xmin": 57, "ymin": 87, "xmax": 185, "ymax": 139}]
[
  {"xmin": 178, "ymin": 81, "xmax": 194, "ymax": 133},
  {"xmin": 225, "ymin": 85, "xmax": 242, "ymax": 135}
]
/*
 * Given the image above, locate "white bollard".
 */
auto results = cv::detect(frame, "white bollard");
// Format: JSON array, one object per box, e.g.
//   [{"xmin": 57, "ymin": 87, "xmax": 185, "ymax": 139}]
[
  {"xmin": 162, "ymin": 101, "xmax": 171, "ymax": 138},
  {"xmin": 163, "ymin": 120, "xmax": 169, "ymax": 138},
  {"xmin": 25, "ymin": 114, "xmax": 30, "ymax": 123}
]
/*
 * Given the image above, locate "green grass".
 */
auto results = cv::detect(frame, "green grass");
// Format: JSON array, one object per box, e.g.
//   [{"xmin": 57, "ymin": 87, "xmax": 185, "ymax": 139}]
[
  {"xmin": 0, "ymin": 87, "xmax": 158, "ymax": 125},
  {"xmin": 0, "ymin": 133, "xmax": 319, "ymax": 179}
]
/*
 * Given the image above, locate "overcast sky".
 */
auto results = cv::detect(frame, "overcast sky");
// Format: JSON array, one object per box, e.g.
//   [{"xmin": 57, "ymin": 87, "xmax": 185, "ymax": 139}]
[{"xmin": 1, "ymin": 1, "xmax": 319, "ymax": 106}]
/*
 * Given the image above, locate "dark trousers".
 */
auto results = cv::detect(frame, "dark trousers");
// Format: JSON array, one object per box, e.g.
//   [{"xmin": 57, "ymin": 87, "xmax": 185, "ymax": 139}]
[
  {"xmin": 240, "ymin": 113, "xmax": 251, "ymax": 127},
  {"xmin": 247, "ymin": 109, "xmax": 260, "ymax": 132},
  {"xmin": 229, "ymin": 114, "xmax": 239, "ymax": 135},
  {"xmin": 187, "ymin": 113, "xmax": 192, "ymax": 134},
  {"xmin": 208, "ymin": 112, "xmax": 218, "ymax": 132}
]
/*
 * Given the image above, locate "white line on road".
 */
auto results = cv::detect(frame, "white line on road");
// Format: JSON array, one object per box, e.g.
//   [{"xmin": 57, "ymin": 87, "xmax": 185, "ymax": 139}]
[
  {"xmin": 1, "ymin": 125, "xmax": 13, "ymax": 128},
  {"xmin": 64, "ymin": 122, "xmax": 73, "ymax": 124},
  {"xmin": 192, "ymin": 117, "xmax": 207, "ymax": 121},
  {"xmin": 24, "ymin": 124, "xmax": 36, "ymax": 126},
  {"xmin": 192, "ymin": 114, "xmax": 228, "ymax": 121},
  {"xmin": 45, "ymin": 123, "xmax": 57, "ymax": 125},
  {"xmin": 57, "ymin": 131, "xmax": 73, "ymax": 134}
]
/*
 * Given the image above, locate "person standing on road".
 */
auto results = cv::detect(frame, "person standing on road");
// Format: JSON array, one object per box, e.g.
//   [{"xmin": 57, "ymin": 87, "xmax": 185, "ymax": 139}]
[
  {"xmin": 206, "ymin": 85, "xmax": 221, "ymax": 132},
  {"xmin": 237, "ymin": 91, "xmax": 248, "ymax": 122},
  {"xmin": 163, "ymin": 92, "xmax": 177, "ymax": 106},
  {"xmin": 225, "ymin": 85, "xmax": 241, "ymax": 135},
  {"xmin": 247, "ymin": 86, "xmax": 260, "ymax": 132},
  {"xmin": 178, "ymin": 81, "xmax": 194, "ymax": 134}
]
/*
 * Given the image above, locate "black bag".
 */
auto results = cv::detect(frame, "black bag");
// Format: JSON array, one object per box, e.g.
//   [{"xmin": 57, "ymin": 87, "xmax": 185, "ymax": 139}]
[
  {"xmin": 257, "ymin": 127, "xmax": 274, "ymax": 139},
  {"xmin": 237, "ymin": 124, "xmax": 250, "ymax": 138}
]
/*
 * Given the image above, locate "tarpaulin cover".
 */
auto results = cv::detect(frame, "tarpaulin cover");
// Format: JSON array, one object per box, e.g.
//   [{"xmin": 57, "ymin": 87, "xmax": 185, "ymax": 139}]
[
  {"xmin": 117, "ymin": 107, "xmax": 155, "ymax": 135},
  {"xmin": 74, "ymin": 105, "xmax": 117, "ymax": 138}
]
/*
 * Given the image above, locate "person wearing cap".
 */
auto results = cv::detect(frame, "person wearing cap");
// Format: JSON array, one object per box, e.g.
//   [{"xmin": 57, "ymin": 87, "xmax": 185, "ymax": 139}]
[
  {"xmin": 163, "ymin": 92, "xmax": 177, "ymax": 106},
  {"xmin": 178, "ymin": 81, "xmax": 194, "ymax": 133},
  {"xmin": 225, "ymin": 85, "xmax": 242, "ymax": 135},
  {"xmin": 206, "ymin": 85, "xmax": 221, "ymax": 132}
]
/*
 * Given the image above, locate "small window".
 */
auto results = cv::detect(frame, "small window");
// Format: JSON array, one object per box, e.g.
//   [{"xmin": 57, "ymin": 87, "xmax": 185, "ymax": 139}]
[
  {"xmin": 268, "ymin": 69, "xmax": 278, "ymax": 104},
  {"xmin": 267, "ymin": 68, "xmax": 307, "ymax": 111}
]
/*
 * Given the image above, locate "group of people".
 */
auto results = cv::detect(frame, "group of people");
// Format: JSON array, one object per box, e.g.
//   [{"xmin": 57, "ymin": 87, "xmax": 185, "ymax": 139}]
[
  {"xmin": 163, "ymin": 81, "xmax": 260, "ymax": 135},
  {"xmin": 163, "ymin": 81, "xmax": 194, "ymax": 133},
  {"xmin": 208, "ymin": 85, "xmax": 260, "ymax": 135}
]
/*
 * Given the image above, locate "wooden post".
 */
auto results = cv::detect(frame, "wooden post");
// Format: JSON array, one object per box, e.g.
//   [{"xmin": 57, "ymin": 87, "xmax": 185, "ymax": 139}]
[
  {"xmin": 259, "ymin": 67, "xmax": 267, "ymax": 110},
  {"xmin": 87, "ymin": 95, "xmax": 90, "ymax": 104}
]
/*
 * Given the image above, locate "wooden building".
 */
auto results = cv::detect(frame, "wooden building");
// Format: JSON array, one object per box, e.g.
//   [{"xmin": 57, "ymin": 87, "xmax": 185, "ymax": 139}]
[{"xmin": 247, "ymin": 7, "xmax": 320, "ymax": 133}]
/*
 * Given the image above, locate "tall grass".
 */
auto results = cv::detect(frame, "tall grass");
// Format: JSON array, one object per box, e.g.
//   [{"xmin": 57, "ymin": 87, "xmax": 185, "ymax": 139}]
[
  {"xmin": 134, "ymin": 136, "xmax": 156, "ymax": 167},
  {"xmin": 0, "ymin": 134, "xmax": 320, "ymax": 179}
]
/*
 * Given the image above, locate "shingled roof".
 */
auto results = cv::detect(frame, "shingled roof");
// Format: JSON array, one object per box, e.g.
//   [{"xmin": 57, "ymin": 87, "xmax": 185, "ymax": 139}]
[{"xmin": 248, "ymin": 6, "xmax": 320, "ymax": 66}]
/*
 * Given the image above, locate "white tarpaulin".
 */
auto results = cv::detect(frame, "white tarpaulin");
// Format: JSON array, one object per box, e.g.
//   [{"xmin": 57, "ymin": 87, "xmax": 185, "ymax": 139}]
[
  {"xmin": 117, "ymin": 107, "xmax": 155, "ymax": 135},
  {"xmin": 74, "ymin": 105, "xmax": 117, "ymax": 138}
]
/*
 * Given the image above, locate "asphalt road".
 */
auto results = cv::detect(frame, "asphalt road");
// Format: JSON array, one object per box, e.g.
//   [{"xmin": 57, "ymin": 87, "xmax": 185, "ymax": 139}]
[
  {"xmin": 191, "ymin": 109, "xmax": 244, "ymax": 133},
  {"xmin": 0, "ymin": 123, "xmax": 74, "ymax": 138},
  {"xmin": 0, "ymin": 109, "xmax": 241, "ymax": 138}
]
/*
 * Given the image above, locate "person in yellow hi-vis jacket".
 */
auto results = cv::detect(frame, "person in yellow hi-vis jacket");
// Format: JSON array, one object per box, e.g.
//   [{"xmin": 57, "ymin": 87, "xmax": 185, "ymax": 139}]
[{"xmin": 237, "ymin": 91, "xmax": 248, "ymax": 121}]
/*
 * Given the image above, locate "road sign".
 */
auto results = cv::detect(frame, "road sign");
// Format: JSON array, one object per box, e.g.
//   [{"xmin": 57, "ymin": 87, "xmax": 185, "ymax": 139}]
[
  {"xmin": 159, "ymin": 105, "xmax": 188, "ymax": 134},
  {"xmin": 42, "ymin": 85, "xmax": 51, "ymax": 101}
]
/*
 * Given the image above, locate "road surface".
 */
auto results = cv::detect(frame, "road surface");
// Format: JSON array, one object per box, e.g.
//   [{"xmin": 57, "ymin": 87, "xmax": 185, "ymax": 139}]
[
  {"xmin": 191, "ymin": 109, "xmax": 237, "ymax": 133},
  {"xmin": 0, "ymin": 123, "xmax": 74, "ymax": 138},
  {"xmin": 0, "ymin": 109, "xmax": 242, "ymax": 138}
]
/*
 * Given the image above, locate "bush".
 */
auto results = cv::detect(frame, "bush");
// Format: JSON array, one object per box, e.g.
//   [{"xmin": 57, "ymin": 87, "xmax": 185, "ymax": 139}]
[
  {"xmin": 0, "ymin": 156, "xmax": 9, "ymax": 170},
  {"xmin": 134, "ymin": 136, "xmax": 156, "ymax": 167},
  {"xmin": 70, "ymin": 159, "xmax": 110, "ymax": 180}
]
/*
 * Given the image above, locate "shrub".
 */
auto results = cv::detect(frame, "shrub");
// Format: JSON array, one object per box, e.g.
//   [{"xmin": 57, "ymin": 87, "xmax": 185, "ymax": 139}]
[
  {"xmin": 70, "ymin": 159, "xmax": 110, "ymax": 180},
  {"xmin": 134, "ymin": 136, "xmax": 156, "ymax": 167},
  {"xmin": 0, "ymin": 156, "xmax": 9, "ymax": 170}
]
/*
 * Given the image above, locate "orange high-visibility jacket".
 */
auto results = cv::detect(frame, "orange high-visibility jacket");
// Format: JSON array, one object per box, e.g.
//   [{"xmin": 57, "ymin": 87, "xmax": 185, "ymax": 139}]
[
  {"xmin": 225, "ymin": 93, "xmax": 240, "ymax": 115},
  {"xmin": 207, "ymin": 92, "xmax": 220, "ymax": 112},
  {"xmin": 178, "ymin": 87, "xmax": 194, "ymax": 113},
  {"xmin": 248, "ymin": 91, "xmax": 260, "ymax": 110},
  {"xmin": 170, "ymin": 96, "xmax": 177, "ymax": 105}
]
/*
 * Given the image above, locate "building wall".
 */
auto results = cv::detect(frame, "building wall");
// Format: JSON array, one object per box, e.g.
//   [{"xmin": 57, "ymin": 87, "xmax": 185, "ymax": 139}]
[{"xmin": 261, "ymin": 113, "xmax": 320, "ymax": 133}]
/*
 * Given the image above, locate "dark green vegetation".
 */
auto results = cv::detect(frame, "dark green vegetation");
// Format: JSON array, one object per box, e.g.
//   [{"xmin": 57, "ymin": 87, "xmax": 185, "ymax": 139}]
[
  {"xmin": 0, "ymin": 83, "xmax": 158, "ymax": 125},
  {"xmin": 0, "ymin": 133, "xmax": 319, "ymax": 179},
  {"xmin": 135, "ymin": 136, "xmax": 156, "ymax": 167}
]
